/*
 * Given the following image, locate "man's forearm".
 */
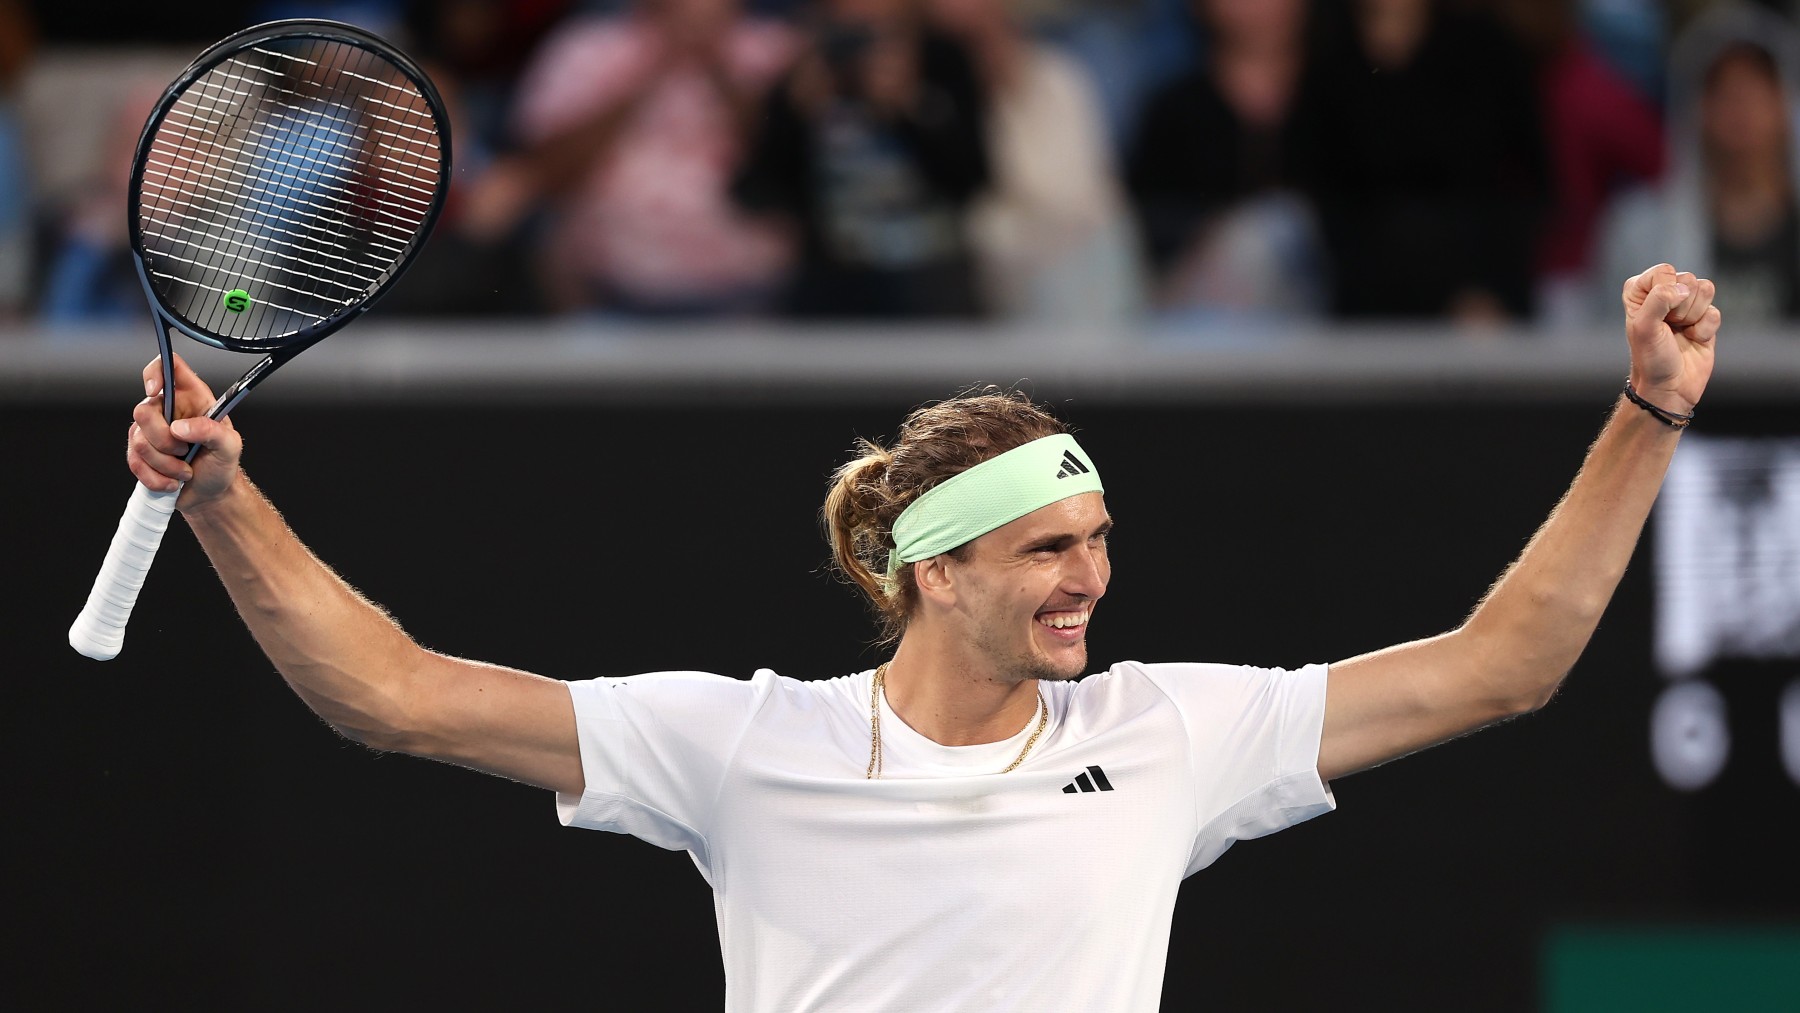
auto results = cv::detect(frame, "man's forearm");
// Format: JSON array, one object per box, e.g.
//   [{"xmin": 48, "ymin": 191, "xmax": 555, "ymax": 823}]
[
  {"xmin": 1459, "ymin": 395, "xmax": 1683, "ymax": 708},
  {"xmin": 182, "ymin": 473, "xmax": 427, "ymax": 747},
  {"xmin": 1320, "ymin": 267, "xmax": 1715, "ymax": 780}
]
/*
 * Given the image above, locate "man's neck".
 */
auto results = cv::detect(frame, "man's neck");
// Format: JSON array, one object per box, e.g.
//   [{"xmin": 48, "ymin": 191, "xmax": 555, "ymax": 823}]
[{"xmin": 882, "ymin": 635, "xmax": 1041, "ymax": 747}]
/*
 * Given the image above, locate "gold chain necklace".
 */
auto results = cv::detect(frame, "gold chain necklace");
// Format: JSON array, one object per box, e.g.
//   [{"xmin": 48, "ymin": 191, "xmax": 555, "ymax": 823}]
[{"xmin": 866, "ymin": 662, "xmax": 1048, "ymax": 779}]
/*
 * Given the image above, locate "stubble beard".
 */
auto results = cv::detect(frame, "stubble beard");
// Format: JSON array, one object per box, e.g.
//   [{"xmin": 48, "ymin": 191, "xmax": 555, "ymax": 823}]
[
  {"xmin": 971, "ymin": 621, "xmax": 1087, "ymax": 685},
  {"xmin": 1025, "ymin": 652, "xmax": 1086, "ymax": 683},
  {"xmin": 960, "ymin": 579, "xmax": 1091, "ymax": 685}
]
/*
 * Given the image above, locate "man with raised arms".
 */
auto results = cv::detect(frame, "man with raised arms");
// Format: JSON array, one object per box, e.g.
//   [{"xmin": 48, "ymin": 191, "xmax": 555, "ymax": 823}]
[{"xmin": 123, "ymin": 264, "xmax": 1718, "ymax": 1010}]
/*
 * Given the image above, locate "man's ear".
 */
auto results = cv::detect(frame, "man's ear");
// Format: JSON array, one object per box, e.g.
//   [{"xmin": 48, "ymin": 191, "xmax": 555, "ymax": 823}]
[{"xmin": 913, "ymin": 554, "xmax": 957, "ymax": 607}]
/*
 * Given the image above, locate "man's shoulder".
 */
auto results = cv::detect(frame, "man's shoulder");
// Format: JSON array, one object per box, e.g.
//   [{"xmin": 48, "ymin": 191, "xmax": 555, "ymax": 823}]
[
  {"xmin": 753, "ymin": 668, "xmax": 862, "ymax": 698},
  {"xmin": 1072, "ymin": 660, "xmax": 1324, "ymax": 708},
  {"xmin": 590, "ymin": 667, "xmax": 858, "ymax": 694},
  {"xmin": 1079, "ymin": 659, "xmax": 1279, "ymax": 687},
  {"xmin": 1061, "ymin": 660, "xmax": 1194, "ymax": 715},
  {"xmin": 567, "ymin": 668, "xmax": 865, "ymax": 730}
]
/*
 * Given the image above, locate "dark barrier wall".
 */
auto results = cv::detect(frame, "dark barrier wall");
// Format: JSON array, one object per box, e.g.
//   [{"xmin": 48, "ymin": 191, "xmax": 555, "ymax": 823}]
[{"xmin": 11, "ymin": 397, "xmax": 1798, "ymax": 1010}]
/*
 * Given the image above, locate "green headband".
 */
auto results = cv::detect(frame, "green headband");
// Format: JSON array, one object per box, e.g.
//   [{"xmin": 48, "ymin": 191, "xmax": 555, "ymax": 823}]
[{"xmin": 887, "ymin": 434, "xmax": 1103, "ymax": 575}]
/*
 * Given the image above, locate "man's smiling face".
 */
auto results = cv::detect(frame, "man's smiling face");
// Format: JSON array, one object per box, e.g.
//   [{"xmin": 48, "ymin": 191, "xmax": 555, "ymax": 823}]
[{"xmin": 946, "ymin": 492, "xmax": 1112, "ymax": 684}]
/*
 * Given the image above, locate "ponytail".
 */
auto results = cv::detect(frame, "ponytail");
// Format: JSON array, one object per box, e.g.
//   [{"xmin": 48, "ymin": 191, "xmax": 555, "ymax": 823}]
[{"xmin": 823, "ymin": 440, "xmax": 908, "ymax": 639}]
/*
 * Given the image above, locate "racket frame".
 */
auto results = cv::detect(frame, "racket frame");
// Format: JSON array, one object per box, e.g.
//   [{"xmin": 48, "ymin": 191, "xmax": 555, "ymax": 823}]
[
  {"xmin": 71, "ymin": 19, "xmax": 451, "ymax": 660},
  {"xmin": 128, "ymin": 18, "xmax": 453, "ymax": 427}
]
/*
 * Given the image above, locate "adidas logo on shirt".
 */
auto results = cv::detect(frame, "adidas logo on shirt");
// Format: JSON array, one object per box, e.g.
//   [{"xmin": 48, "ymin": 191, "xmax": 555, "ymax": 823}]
[
  {"xmin": 1056, "ymin": 450, "xmax": 1092, "ymax": 479},
  {"xmin": 1061, "ymin": 766, "xmax": 1115, "ymax": 793}
]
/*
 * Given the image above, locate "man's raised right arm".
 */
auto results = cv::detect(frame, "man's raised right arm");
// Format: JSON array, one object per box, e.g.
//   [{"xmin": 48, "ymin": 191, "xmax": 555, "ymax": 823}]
[{"xmin": 129, "ymin": 354, "xmax": 583, "ymax": 795}]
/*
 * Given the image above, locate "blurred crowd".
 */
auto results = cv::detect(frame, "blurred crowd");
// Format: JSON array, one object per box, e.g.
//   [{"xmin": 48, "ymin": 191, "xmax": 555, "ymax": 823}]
[{"xmin": 5, "ymin": 0, "xmax": 1800, "ymax": 331}]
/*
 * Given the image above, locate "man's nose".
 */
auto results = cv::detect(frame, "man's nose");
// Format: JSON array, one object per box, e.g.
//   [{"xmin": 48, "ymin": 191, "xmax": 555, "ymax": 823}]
[{"xmin": 1063, "ymin": 545, "xmax": 1108, "ymax": 598}]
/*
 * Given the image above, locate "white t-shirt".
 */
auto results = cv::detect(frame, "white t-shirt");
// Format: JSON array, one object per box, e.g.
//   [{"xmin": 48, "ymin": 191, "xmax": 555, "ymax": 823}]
[{"xmin": 556, "ymin": 661, "xmax": 1335, "ymax": 1012}]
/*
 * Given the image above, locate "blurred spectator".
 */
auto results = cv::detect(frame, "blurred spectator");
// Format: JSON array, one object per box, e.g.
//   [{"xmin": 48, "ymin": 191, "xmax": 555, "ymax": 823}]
[
  {"xmin": 1308, "ymin": 0, "xmax": 1550, "ymax": 322},
  {"xmin": 403, "ymin": 0, "xmax": 573, "ymax": 154},
  {"xmin": 37, "ymin": 79, "xmax": 163, "ymax": 324},
  {"xmin": 33, "ymin": 44, "xmax": 544, "ymax": 322},
  {"xmin": 926, "ymin": 0, "xmax": 1144, "ymax": 320},
  {"xmin": 1598, "ymin": 2, "xmax": 1800, "ymax": 327},
  {"xmin": 1576, "ymin": 0, "xmax": 1665, "ymax": 101},
  {"xmin": 493, "ymin": 0, "xmax": 800, "ymax": 315},
  {"xmin": 368, "ymin": 55, "xmax": 551, "ymax": 317},
  {"xmin": 0, "ymin": 0, "xmax": 34, "ymax": 318},
  {"xmin": 371, "ymin": 2, "xmax": 576, "ymax": 316},
  {"xmin": 1038, "ymin": 0, "xmax": 1204, "ymax": 155},
  {"xmin": 1126, "ymin": 0, "xmax": 1327, "ymax": 320},
  {"xmin": 252, "ymin": 1, "xmax": 406, "ymax": 33},
  {"xmin": 732, "ymin": 0, "xmax": 991, "ymax": 318},
  {"xmin": 1502, "ymin": 0, "xmax": 1665, "ymax": 327}
]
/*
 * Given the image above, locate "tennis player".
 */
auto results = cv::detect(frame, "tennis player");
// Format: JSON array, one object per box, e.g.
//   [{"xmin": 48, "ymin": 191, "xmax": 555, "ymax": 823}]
[{"xmin": 125, "ymin": 263, "xmax": 1717, "ymax": 1010}]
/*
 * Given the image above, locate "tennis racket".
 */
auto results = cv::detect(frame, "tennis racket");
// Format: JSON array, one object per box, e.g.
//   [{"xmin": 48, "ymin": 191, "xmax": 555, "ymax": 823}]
[{"xmin": 69, "ymin": 19, "xmax": 452, "ymax": 660}]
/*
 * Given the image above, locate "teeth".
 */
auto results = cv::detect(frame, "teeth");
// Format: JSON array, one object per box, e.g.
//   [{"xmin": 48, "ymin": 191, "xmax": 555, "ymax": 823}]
[{"xmin": 1040, "ymin": 609, "xmax": 1088, "ymax": 629}]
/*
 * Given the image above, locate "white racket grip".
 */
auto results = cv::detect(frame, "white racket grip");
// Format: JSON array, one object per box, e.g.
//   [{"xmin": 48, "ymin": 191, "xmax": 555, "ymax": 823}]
[{"xmin": 69, "ymin": 482, "xmax": 183, "ymax": 660}]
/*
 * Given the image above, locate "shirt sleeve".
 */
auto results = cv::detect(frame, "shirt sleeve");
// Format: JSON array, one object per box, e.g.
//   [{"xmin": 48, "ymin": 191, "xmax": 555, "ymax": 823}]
[
  {"xmin": 1137, "ymin": 662, "xmax": 1336, "ymax": 876},
  {"xmin": 554, "ymin": 670, "xmax": 768, "ymax": 872}
]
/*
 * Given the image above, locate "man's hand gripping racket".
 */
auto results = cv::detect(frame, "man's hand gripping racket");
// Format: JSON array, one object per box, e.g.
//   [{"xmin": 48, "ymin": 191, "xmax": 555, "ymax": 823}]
[{"xmin": 69, "ymin": 19, "xmax": 451, "ymax": 660}]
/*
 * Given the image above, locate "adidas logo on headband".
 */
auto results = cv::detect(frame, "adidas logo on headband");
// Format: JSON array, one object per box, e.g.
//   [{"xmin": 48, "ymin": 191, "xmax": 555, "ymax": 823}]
[
  {"xmin": 888, "ymin": 434, "xmax": 1103, "ymax": 574},
  {"xmin": 1056, "ymin": 450, "xmax": 1092, "ymax": 479}
]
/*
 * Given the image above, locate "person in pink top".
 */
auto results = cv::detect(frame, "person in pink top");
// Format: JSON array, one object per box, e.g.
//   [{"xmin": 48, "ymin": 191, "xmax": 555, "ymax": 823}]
[
  {"xmin": 1505, "ymin": 0, "xmax": 1666, "ymax": 327},
  {"xmin": 490, "ymin": 0, "xmax": 800, "ymax": 314}
]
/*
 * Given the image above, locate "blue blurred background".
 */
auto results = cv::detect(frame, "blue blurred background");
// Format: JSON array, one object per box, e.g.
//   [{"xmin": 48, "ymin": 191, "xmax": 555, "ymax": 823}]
[
  {"xmin": 2, "ymin": 1, "xmax": 1797, "ymax": 1010},
  {"xmin": 2, "ymin": 0, "xmax": 1793, "ymax": 328}
]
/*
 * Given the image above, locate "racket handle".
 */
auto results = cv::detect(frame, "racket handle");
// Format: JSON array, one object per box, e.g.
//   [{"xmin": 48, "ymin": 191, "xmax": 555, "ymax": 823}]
[{"xmin": 69, "ymin": 482, "xmax": 182, "ymax": 661}]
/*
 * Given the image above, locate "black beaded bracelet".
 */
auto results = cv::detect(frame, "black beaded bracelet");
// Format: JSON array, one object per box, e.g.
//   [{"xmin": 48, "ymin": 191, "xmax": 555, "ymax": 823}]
[{"xmin": 1623, "ymin": 380, "xmax": 1695, "ymax": 429}]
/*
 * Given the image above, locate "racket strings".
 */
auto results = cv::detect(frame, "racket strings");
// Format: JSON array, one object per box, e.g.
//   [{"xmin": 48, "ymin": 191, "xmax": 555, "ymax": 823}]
[
  {"xmin": 203, "ymin": 45, "xmax": 438, "ymax": 240},
  {"xmin": 148, "ymin": 69, "xmax": 408, "ymax": 332},
  {"xmin": 137, "ymin": 34, "xmax": 444, "ymax": 342},
  {"xmin": 176, "ymin": 63, "xmax": 437, "ymax": 227},
  {"xmin": 146, "ymin": 41, "xmax": 375, "ymax": 333},
  {"xmin": 141, "ymin": 48, "xmax": 309, "ymax": 336},
  {"xmin": 177, "ymin": 41, "xmax": 433, "ymax": 328}
]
